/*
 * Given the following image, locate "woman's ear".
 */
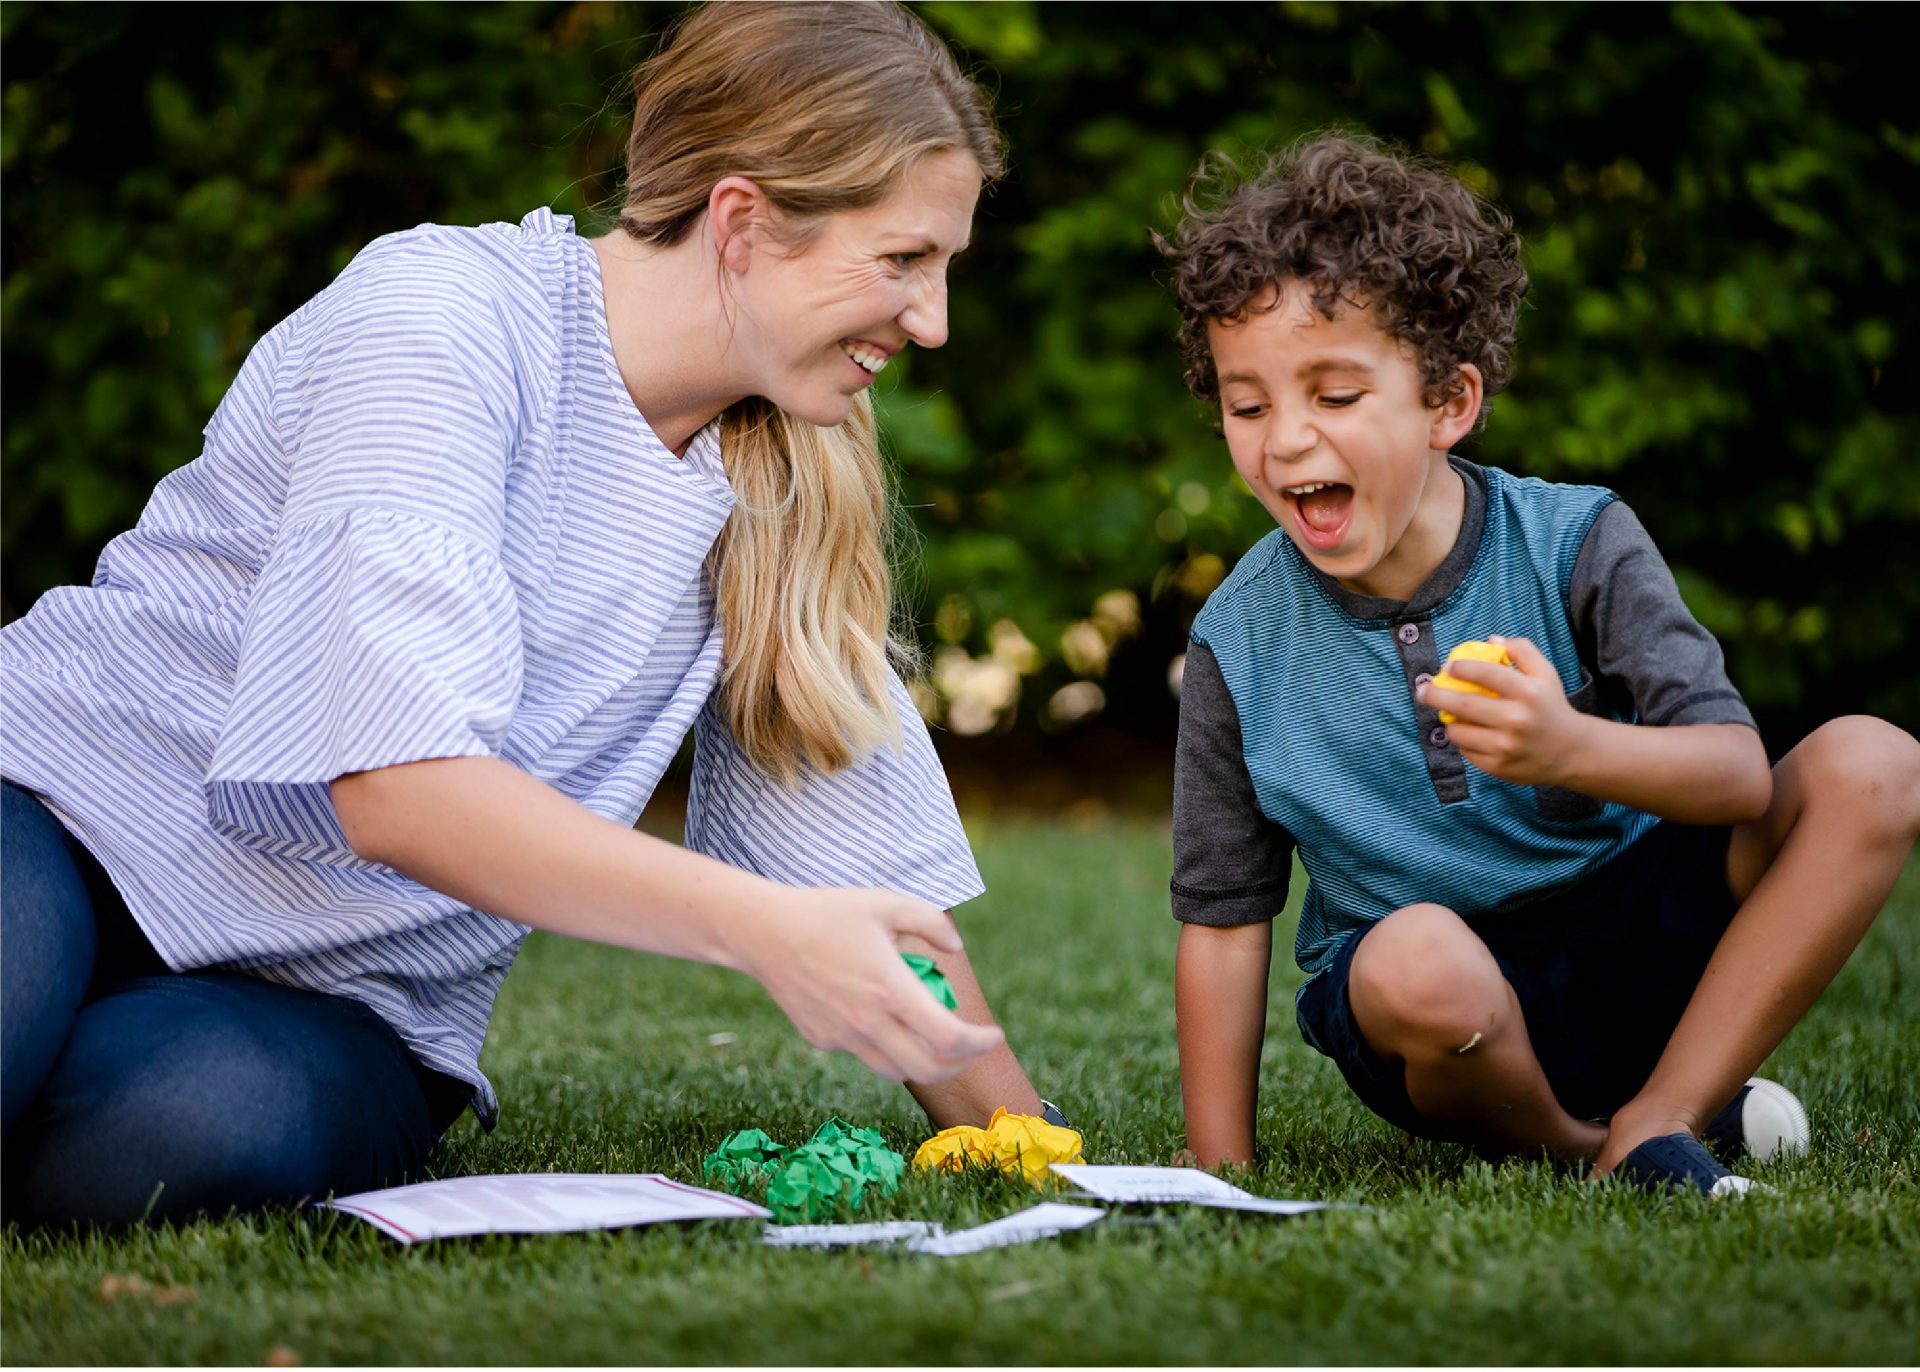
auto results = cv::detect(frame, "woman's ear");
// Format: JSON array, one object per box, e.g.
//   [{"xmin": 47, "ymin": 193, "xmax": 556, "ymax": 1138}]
[
  {"xmin": 1429, "ymin": 362, "xmax": 1485, "ymax": 451},
  {"xmin": 708, "ymin": 175, "xmax": 769, "ymax": 274}
]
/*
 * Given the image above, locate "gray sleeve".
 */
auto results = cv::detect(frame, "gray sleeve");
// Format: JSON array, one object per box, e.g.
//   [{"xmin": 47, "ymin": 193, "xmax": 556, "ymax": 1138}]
[
  {"xmin": 1569, "ymin": 502, "xmax": 1756, "ymax": 730},
  {"xmin": 1171, "ymin": 640, "xmax": 1296, "ymax": 925}
]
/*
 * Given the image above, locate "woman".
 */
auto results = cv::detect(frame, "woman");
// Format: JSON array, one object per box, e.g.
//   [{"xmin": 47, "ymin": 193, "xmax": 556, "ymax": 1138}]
[{"xmin": 0, "ymin": 1, "xmax": 1049, "ymax": 1227}]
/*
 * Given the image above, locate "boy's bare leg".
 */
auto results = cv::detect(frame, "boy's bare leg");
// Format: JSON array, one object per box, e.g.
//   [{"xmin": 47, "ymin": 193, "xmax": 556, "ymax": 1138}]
[
  {"xmin": 898, "ymin": 929, "xmax": 1045, "ymax": 1129},
  {"xmin": 1349, "ymin": 903, "xmax": 1605, "ymax": 1163},
  {"xmin": 1595, "ymin": 717, "xmax": 1920, "ymax": 1174}
]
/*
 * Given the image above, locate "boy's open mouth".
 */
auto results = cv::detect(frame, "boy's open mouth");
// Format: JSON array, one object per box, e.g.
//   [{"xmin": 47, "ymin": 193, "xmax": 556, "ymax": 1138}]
[{"xmin": 1284, "ymin": 481, "xmax": 1354, "ymax": 551}]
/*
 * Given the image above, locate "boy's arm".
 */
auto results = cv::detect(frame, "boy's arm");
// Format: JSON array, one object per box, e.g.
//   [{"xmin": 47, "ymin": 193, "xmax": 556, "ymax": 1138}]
[
  {"xmin": 1422, "ymin": 501, "xmax": 1772, "ymax": 825},
  {"xmin": 1547, "ymin": 716, "xmax": 1767, "ymax": 822},
  {"xmin": 1428, "ymin": 663, "xmax": 1769, "ymax": 823},
  {"xmin": 1177, "ymin": 920, "xmax": 1272, "ymax": 1167},
  {"xmin": 1171, "ymin": 642, "xmax": 1296, "ymax": 1167}
]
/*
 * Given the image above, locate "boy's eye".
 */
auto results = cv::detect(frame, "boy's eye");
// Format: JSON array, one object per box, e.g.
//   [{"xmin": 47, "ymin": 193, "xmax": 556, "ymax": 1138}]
[
  {"xmin": 1320, "ymin": 392, "xmax": 1362, "ymax": 408},
  {"xmin": 1226, "ymin": 402, "xmax": 1266, "ymax": 419}
]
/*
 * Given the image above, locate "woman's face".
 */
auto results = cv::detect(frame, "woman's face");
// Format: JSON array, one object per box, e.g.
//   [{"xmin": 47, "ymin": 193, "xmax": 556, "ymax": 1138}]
[{"xmin": 733, "ymin": 149, "xmax": 983, "ymax": 427}]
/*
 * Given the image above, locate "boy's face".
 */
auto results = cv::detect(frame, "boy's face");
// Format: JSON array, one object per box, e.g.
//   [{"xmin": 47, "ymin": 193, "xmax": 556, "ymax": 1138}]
[{"xmin": 1208, "ymin": 281, "xmax": 1482, "ymax": 600}]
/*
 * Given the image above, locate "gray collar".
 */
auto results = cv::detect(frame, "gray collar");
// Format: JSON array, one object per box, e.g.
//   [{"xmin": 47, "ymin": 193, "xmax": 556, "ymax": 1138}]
[{"xmin": 1304, "ymin": 456, "xmax": 1487, "ymax": 622}]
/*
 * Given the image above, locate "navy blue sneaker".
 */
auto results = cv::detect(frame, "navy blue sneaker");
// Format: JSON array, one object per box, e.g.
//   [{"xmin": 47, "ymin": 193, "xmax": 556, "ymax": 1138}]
[
  {"xmin": 1702, "ymin": 1077, "xmax": 1810, "ymax": 1164},
  {"xmin": 1618, "ymin": 1132, "xmax": 1772, "ymax": 1198}
]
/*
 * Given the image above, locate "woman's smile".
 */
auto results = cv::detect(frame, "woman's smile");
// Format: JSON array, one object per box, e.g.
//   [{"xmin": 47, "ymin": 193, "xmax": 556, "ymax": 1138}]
[{"xmin": 838, "ymin": 338, "xmax": 894, "ymax": 376}]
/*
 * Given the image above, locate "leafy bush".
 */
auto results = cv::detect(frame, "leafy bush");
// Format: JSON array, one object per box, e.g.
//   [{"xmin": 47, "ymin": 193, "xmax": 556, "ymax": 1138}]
[{"xmin": 5, "ymin": 2, "xmax": 1915, "ymax": 749}]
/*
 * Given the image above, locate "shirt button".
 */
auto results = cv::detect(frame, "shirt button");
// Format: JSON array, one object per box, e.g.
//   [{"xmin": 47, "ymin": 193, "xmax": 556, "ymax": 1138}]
[
  {"xmin": 1429, "ymin": 725, "xmax": 1450, "ymax": 748},
  {"xmin": 1413, "ymin": 672, "xmax": 1434, "ymax": 689},
  {"xmin": 1396, "ymin": 623, "xmax": 1420, "ymax": 646}
]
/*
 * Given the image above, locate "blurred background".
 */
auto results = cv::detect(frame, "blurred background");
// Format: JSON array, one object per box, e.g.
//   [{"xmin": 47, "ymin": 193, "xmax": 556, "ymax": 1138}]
[{"xmin": 5, "ymin": 2, "xmax": 1916, "ymax": 813}]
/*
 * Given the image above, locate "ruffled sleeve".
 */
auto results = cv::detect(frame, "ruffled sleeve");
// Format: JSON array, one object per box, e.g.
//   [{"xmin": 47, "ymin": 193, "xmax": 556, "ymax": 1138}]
[
  {"xmin": 205, "ymin": 509, "xmax": 523, "ymax": 862},
  {"xmin": 204, "ymin": 231, "xmax": 537, "ymax": 862},
  {"xmin": 685, "ymin": 673, "xmax": 984, "ymax": 911}
]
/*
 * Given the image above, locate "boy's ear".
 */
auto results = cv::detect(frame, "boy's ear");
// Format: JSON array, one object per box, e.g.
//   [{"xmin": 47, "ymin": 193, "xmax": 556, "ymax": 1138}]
[
  {"xmin": 709, "ymin": 176, "xmax": 770, "ymax": 273},
  {"xmin": 1429, "ymin": 363, "xmax": 1485, "ymax": 451}
]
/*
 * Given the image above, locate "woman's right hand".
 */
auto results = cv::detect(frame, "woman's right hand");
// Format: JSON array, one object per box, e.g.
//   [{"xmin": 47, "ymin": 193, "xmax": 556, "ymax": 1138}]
[
  {"xmin": 332, "ymin": 757, "xmax": 1000, "ymax": 1082},
  {"xmin": 733, "ymin": 886, "xmax": 1004, "ymax": 1083}
]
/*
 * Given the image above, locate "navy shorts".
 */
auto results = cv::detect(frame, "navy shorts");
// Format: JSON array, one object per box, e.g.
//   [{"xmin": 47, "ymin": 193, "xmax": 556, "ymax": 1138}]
[{"xmin": 1296, "ymin": 820, "xmax": 1740, "ymax": 1134}]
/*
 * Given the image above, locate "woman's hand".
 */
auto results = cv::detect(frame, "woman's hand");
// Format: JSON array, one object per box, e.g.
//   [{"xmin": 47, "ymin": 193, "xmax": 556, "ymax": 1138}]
[
  {"xmin": 731, "ymin": 886, "xmax": 1004, "ymax": 1083},
  {"xmin": 333, "ymin": 757, "xmax": 1002, "ymax": 1082}
]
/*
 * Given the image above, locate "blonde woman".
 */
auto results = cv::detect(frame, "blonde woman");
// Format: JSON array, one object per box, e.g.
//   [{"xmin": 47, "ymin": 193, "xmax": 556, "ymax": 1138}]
[{"xmin": 0, "ymin": 2, "xmax": 1051, "ymax": 1227}]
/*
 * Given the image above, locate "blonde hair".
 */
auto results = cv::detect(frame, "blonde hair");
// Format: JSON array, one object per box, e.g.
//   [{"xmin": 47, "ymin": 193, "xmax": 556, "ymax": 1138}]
[{"xmin": 617, "ymin": 0, "xmax": 1003, "ymax": 782}]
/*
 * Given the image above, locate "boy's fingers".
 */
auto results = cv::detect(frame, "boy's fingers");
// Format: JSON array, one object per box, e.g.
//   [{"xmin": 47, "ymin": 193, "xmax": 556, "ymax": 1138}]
[
  {"xmin": 1440, "ymin": 719, "xmax": 1503, "ymax": 755},
  {"xmin": 1440, "ymin": 702, "xmax": 1529, "ymax": 748},
  {"xmin": 1441, "ymin": 658, "xmax": 1515, "ymax": 692},
  {"xmin": 1424, "ymin": 684, "xmax": 1507, "ymax": 726},
  {"xmin": 1490, "ymin": 634, "xmax": 1552, "ymax": 679}
]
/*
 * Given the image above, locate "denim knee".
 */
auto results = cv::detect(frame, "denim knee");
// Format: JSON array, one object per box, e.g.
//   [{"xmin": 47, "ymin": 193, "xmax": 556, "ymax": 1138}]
[
  {"xmin": 3, "ymin": 974, "xmax": 442, "ymax": 1228},
  {"xmin": 1, "ymin": 782, "xmax": 99, "ymax": 1133}
]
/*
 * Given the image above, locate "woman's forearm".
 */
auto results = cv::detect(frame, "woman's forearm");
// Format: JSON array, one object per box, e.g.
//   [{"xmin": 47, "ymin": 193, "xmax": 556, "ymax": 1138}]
[
  {"xmin": 331, "ymin": 755, "xmax": 774, "ymax": 970},
  {"xmin": 329, "ymin": 754, "xmax": 1004, "ymax": 1084}
]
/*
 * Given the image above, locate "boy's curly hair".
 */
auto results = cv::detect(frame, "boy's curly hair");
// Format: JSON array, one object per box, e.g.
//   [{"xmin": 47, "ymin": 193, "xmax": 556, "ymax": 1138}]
[{"xmin": 1156, "ymin": 134, "xmax": 1528, "ymax": 424}]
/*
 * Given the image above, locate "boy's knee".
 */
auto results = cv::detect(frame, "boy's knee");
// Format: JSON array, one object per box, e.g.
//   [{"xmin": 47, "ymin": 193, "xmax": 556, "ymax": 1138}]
[
  {"xmin": 1797, "ymin": 717, "xmax": 1920, "ymax": 841},
  {"xmin": 1351, "ymin": 904, "xmax": 1507, "ymax": 1054}
]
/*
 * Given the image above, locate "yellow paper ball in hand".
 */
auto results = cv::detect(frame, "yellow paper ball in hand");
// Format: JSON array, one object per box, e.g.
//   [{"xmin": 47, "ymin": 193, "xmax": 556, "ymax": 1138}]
[{"xmin": 1431, "ymin": 640, "xmax": 1515, "ymax": 724}]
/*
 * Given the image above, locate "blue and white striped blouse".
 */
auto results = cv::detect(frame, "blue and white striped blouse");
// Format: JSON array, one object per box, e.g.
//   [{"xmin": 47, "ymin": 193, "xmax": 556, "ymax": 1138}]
[{"xmin": 0, "ymin": 209, "xmax": 983, "ymax": 1126}]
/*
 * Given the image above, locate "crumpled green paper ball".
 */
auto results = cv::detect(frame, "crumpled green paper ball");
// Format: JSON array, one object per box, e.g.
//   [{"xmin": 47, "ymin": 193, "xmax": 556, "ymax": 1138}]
[
  {"xmin": 701, "ymin": 1128, "xmax": 786, "ymax": 1191},
  {"xmin": 706, "ymin": 1118, "xmax": 907, "ymax": 1223},
  {"xmin": 902, "ymin": 952, "xmax": 959, "ymax": 1011},
  {"xmin": 808, "ymin": 1118, "xmax": 907, "ymax": 1192}
]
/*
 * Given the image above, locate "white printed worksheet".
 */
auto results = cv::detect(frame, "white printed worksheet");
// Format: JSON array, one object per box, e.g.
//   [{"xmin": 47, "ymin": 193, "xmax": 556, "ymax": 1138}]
[{"xmin": 323, "ymin": 1173, "xmax": 770, "ymax": 1242}]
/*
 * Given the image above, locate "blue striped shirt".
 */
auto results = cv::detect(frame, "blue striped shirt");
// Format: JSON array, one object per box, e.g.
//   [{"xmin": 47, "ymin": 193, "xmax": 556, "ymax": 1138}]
[
  {"xmin": 0, "ymin": 209, "xmax": 983, "ymax": 1125},
  {"xmin": 1179, "ymin": 462, "xmax": 1666, "ymax": 983}
]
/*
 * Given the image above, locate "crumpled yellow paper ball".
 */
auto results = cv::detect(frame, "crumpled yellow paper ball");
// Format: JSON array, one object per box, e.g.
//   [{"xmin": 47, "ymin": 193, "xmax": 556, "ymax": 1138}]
[
  {"xmin": 911, "ymin": 1106, "xmax": 1085, "ymax": 1186},
  {"xmin": 1432, "ymin": 639, "xmax": 1516, "ymax": 725}
]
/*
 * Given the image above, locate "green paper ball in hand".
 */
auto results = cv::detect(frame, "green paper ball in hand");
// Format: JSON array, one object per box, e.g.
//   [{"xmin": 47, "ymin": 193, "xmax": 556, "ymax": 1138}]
[{"xmin": 902, "ymin": 952, "xmax": 959, "ymax": 1010}]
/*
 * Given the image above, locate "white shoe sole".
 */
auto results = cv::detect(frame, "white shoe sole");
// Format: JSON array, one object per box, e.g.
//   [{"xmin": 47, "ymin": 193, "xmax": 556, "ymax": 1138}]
[{"xmin": 1738, "ymin": 1076, "xmax": 1811, "ymax": 1162}]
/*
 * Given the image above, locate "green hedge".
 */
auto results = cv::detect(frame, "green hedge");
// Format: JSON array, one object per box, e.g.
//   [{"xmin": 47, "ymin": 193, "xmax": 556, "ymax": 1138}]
[{"xmin": 5, "ymin": 2, "xmax": 1915, "ymax": 749}]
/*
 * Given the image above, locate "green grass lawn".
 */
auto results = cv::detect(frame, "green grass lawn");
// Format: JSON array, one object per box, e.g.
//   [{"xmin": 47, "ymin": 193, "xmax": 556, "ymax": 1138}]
[{"xmin": 5, "ymin": 818, "xmax": 1917, "ymax": 1365}]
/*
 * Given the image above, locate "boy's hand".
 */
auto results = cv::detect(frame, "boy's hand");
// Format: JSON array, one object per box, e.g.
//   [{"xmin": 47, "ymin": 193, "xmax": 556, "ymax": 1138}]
[{"xmin": 1419, "ymin": 635, "xmax": 1592, "ymax": 787}]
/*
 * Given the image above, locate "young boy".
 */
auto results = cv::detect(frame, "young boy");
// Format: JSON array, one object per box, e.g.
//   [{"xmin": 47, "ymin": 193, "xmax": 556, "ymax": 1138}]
[{"xmin": 1159, "ymin": 135, "xmax": 1920, "ymax": 1194}]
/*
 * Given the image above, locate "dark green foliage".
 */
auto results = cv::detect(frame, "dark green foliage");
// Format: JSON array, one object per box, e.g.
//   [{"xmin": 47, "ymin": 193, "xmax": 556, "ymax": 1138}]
[{"xmin": 4, "ymin": 3, "xmax": 1915, "ymax": 746}]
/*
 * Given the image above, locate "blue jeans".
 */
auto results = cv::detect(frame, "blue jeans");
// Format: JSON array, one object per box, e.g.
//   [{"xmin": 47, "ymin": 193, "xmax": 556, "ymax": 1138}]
[{"xmin": 2, "ymin": 781, "xmax": 468, "ymax": 1227}]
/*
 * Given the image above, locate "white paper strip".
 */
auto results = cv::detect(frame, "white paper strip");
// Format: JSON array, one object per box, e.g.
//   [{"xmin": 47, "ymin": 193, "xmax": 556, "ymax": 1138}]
[
  {"xmin": 906, "ymin": 1202, "xmax": 1105, "ymax": 1257},
  {"xmin": 1189, "ymin": 1194, "xmax": 1328, "ymax": 1216},
  {"xmin": 1048, "ymin": 1164, "xmax": 1249, "ymax": 1202},
  {"xmin": 761, "ymin": 1221, "xmax": 944, "ymax": 1248},
  {"xmin": 323, "ymin": 1173, "xmax": 769, "ymax": 1242},
  {"xmin": 1049, "ymin": 1164, "xmax": 1325, "ymax": 1216}
]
